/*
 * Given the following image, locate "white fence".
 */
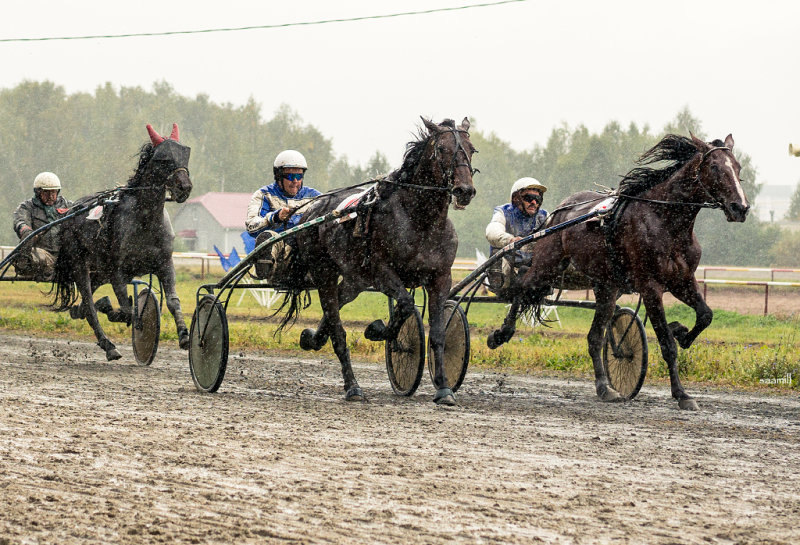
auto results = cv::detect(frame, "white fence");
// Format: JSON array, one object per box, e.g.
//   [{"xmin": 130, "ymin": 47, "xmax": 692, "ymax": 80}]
[{"xmin": 3, "ymin": 246, "xmax": 799, "ymax": 314}]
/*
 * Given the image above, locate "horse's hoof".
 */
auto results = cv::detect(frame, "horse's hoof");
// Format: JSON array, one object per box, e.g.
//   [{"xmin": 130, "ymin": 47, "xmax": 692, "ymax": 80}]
[
  {"xmin": 95, "ymin": 296, "xmax": 113, "ymax": 315},
  {"xmin": 679, "ymin": 398, "xmax": 699, "ymax": 411},
  {"xmin": 345, "ymin": 387, "xmax": 364, "ymax": 402},
  {"xmin": 299, "ymin": 328, "xmax": 318, "ymax": 351},
  {"xmin": 668, "ymin": 321, "xmax": 691, "ymax": 348},
  {"xmin": 106, "ymin": 349, "xmax": 122, "ymax": 361},
  {"xmin": 434, "ymin": 388, "xmax": 456, "ymax": 406},
  {"xmin": 178, "ymin": 331, "xmax": 190, "ymax": 350},
  {"xmin": 487, "ymin": 331, "xmax": 501, "ymax": 350},
  {"xmin": 599, "ymin": 386, "xmax": 624, "ymax": 403},
  {"xmin": 364, "ymin": 320, "xmax": 387, "ymax": 342}
]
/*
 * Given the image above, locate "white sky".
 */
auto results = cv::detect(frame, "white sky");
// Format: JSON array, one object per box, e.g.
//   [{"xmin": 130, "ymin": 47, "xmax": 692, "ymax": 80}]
[{"xmin": 2, "ymin": 0, "xmax": 799, "ymax": 189}]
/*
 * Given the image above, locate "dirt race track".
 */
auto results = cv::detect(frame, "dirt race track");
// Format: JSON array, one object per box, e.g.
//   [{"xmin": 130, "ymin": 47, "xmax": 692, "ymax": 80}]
[{"xmin": 1, "ymin": 332, "xmax": 798, "ymax": 545}]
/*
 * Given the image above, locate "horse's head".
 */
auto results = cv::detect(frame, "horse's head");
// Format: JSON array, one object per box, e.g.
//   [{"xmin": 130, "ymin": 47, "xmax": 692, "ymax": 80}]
[
  {"xmin": 146, "ymin": 123, "xmax": 193, "ymax": 203},
  {"xmin": 691, "ymin": 134, "xmax": 749, "ymax": 222},
  {"xmin": 421, "ymin": 117, "xmax": 477, "ymax": 210}
]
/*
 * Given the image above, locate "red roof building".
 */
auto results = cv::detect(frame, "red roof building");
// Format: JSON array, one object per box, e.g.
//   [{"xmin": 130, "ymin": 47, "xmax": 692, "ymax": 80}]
[{"xmin": 172, "ymin": 192, "xmax": 252, "ymax": 254}]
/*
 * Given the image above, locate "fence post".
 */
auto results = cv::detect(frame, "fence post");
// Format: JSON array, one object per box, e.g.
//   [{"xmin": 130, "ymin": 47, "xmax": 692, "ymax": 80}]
[{"xmin": 764, "ymin": 283, "xmax": 769, "ymax": 316}]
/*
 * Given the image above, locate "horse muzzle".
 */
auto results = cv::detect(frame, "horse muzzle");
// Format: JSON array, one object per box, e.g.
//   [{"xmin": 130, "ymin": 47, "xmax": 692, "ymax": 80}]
[
  {"xmin": 451, "ymin": 185, "xmax": 476, "ymax": 210},
  {"xmin": 723, "ymin": 201, "xmax": 749, "ymax": 223}
]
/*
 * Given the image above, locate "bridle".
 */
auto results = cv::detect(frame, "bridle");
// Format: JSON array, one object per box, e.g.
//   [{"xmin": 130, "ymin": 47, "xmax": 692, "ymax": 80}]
[
  {"xmin": 620, "ymin": 146, "xmax": 732, "ymax": 209},
  {"xmin": 124, "ymin": 166, "xmax": 191, "ymax": 202},
  {"xmin": 382, "ymin": 128, "xmax": 478, "ymax": 196}
]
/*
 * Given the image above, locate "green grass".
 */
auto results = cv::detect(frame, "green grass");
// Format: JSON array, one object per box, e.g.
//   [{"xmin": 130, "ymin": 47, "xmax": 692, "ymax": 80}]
[{"xmin": 1, "ymin": 269, "xmax": 797, "ymax": 391}]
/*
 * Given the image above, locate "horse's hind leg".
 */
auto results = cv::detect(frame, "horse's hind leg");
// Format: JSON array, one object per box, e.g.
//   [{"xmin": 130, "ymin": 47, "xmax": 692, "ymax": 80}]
[
  {"xmin": 588, "ymin": 284, "xmax": 623, "ymax": 402},
  {"xmin": 76, "ymin": 275, "xmax": 121, "ymax": 361},
  {"xmin": 487, "ymin": 298, "xmax": 520, "ymax": 349},
  {"xmin": 317, "ymin": 280, "xmax": 363, "ymax": 401},
  {"xmin": 641, "ymin": 289, "xmax": 698, "ymax": 410},
  {"xmin": 300, "ymin": 279, "xmax": 363, "ymax": 352}
]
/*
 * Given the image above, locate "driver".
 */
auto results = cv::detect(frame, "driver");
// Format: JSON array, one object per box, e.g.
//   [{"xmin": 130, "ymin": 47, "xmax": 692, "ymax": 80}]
[
  {"xmin": 245, "ymin": 150, "xmax": 321, "ymax": 281},
  {"xmin": 485, "ymin": 177, "xmax": 548, "ymax": 292},
  {"xmin": 12, "ymin": 172, "xmax": 73, "ymax": 280}
]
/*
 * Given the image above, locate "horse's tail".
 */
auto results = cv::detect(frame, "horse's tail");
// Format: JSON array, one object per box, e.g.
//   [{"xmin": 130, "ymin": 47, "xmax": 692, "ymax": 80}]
[
  {"xmin": 273, "ymin": 288, "xmax": 311, "ymax": 337},
  {"xmin": 517, "ymin": 285, "xmax": 554, "ymax": 327},
  {"xmin": 49, "ymin": 250, "xmax": 77, "ymax": 312}
]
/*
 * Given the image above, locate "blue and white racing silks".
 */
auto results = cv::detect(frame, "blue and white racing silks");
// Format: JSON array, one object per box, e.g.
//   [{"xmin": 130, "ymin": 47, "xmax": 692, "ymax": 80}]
[
  {"xmin": 245, "ymin": 182, "xmax": 322, "ymax": 238},
  {"xmin": 485, "ymin": 203, "xmax": 548, "ymax": 263}
]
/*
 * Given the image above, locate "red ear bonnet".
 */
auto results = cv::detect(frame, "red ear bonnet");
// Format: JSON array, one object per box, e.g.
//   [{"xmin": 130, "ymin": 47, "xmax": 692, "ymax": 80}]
[
  {"xmin": 147, "ymin": 123, "xmax": 181, "ymax": 146},
  {"xmin": 146, "ymin": 124, "xmax": 165, "ymax": 146}
]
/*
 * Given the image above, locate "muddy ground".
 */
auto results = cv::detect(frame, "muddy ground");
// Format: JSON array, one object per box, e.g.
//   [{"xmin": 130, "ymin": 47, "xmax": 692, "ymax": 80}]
[{"xmin": 1, "ymin": 332, "xmax": 798, "ymax": 545}]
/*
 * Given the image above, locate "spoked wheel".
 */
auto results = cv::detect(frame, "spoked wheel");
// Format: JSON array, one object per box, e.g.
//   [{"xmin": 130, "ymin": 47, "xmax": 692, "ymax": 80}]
[
  {"xmin": 603, "ymin": 307, "xmax": 648, "ymax": 400},
  {"xmin": 385, "ymin": 306, "xmax": 425, "ymax": 396},
  {"xmin": 427, "ymin": 300, "xmax": 470, "ymax": 393},
  {"xmin": 132, "ymin": 288, "xmax": 160, "ymax": 366},
  {"xmin": 189, "ymin": 294, "xmax": 229, "ymax": 393}
]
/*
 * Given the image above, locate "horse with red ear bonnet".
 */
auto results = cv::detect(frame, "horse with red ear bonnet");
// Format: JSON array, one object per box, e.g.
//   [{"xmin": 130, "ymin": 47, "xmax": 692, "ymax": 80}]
[{"xmin": 51, "ymin": 123, "xmax": 193, "ymax": 361}]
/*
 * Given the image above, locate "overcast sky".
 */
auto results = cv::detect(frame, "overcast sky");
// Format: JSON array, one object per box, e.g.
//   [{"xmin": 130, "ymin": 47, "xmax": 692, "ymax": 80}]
[{"xmin": 2, "ymin": 0, "xmax": 799, "ymax": 190}]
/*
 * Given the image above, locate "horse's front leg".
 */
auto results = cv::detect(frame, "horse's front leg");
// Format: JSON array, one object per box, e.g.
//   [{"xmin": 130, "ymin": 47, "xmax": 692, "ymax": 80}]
[
  {"xmin": 158, "ymin": 263, "xmax": 189, "ymax": 350},
  {"xmin": 428, "ymin": 272, "xmax": 455, "ymax": 405},
  {"xmin": 667, "ymin": 278, "xmax": 713, "ymax": 349},
  {"xmin": 106, "ymin": 275, "xmax": 133, "ymax": 325},
  {"xmin": 75, "ymin": 271, "xmax": 121, "ymax": 361},
  {"xmin": 642, "ymin": 287, "xmax": 699, "ymax": 410},
  {"xmin": 588, "ymin": 284, "xmax": 623, "ymax": 402}
]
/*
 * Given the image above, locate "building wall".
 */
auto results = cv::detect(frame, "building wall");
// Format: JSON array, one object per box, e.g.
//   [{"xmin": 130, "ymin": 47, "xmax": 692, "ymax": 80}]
[{"xmin": 172, "ymin": 204, "xmax": 246, "ymax": 255}]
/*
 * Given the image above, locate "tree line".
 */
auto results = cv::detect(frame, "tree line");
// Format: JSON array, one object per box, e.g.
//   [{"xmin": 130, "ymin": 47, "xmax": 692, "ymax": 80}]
[{"xmin": 1, "ymin": 80, "xmax": 797, "ymax": 265}]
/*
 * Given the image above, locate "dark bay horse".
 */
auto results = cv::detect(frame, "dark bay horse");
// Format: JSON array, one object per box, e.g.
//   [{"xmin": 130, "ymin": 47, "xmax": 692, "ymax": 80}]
[
  {"xmin": 52, "ymin": 124, "xmax": 193, "ymax": 360},
  {"xmin": 282, "ymin": 117, "xmax": 477, "ymax": 404},
  {"xmin": 489, "ymin": 134, "xmax": 749, "ymax": 410}
]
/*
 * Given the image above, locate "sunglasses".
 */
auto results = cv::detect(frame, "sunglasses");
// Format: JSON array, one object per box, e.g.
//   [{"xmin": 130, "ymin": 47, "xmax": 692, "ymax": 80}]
[
  {"xmin": 520, "ymin": 193, "xmax": 542, "ymax": 204},
  {"xmin": 283, "ymin": 172, "xmax": 304, "ymax": 182}
]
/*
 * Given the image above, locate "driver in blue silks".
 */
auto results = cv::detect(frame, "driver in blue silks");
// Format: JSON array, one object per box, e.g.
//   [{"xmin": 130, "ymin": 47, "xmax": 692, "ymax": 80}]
[
  {"xmin": 485, "ymin": 177, "xmax": 548, "ymax": 292},
  {"xmin": 245, "ymin": 150, "xmax": 321, "ymax": 281}
]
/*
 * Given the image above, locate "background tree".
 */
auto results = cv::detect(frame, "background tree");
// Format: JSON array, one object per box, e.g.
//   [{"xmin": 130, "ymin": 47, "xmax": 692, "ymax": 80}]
[{"xmin": 0, "ymin": 81, "xmax": 779, "ymax": 266}]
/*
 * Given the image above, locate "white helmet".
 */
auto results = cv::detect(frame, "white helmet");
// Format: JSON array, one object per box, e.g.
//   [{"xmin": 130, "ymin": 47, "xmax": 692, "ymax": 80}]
[
  {"xmin": 33, "ymin": 172, "xmax": 62, "ymax": 190},
  {"xmin": 273, "ymin": 150, "xmax": 307, "ymax": 170},
  {"xmin": 510, "ymin": 177, "xmax": 547, "ymax": 200}
]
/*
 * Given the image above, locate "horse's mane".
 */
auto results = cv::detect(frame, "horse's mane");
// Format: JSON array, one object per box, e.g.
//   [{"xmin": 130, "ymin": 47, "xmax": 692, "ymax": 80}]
[
  {"xmin": 66, "ymin": 142, "xmax": 156, "ymax": 208},
  {"xmin": 126, "ymin": 142, "xmax": 156, "ymax": 188},
  {"xmin": 390, "ymin": 118, "xmax": 455, "ymax": 182},
  {"xmin": 618, "ymin": 134, "xmax": 700, "ymax": 196}
]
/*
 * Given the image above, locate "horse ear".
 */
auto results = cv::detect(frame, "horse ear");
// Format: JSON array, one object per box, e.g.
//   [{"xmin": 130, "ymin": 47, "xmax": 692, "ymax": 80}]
[
  {"xmin": 689, "ymin": 132, "xmax": 706, "ymax": 148},
  {"xmin": 460, "ymin": 117, "xmax": 470, "ymax": 132},
  {"xmin": 146, "ymin": 124, "xmax": 165, "ymax": 146},
  {"xmin": 724, "ymin": 133, "xmax": 734, "ymax": 149},
  {"xmin": 169, "ymin": 123, "xmax": 180, "ymax": 141},
  {"xmin": 421, "ymin": 116, "xmax": 439, "ymax": 134}
]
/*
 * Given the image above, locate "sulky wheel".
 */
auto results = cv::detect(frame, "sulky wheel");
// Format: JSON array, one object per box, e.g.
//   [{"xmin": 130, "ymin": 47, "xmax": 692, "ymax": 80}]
[
  {"xmin": 603, "ymin": 307, "xmax": 648, "ymax": 400},
  {"xmin": 427, "ymin": 300, "xmax": 470, "ymax": 393},
  {"xmin": 189, "ymin": 294, "xmax": 229, "ymax": 393},
  {"xmin": 385, "ymin": 305, "xmax": 425, "ymax": 396},
  {"xmin": 132, "ymin": 288, "xmax": 161, "ymax": 366}
]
